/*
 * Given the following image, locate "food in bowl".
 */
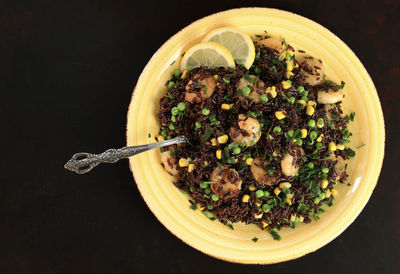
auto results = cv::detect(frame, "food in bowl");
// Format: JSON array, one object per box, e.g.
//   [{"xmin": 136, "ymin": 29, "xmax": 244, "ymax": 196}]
[{"xmin": 157, "ymin": 28, "xmax": 356, "ymax": 240}]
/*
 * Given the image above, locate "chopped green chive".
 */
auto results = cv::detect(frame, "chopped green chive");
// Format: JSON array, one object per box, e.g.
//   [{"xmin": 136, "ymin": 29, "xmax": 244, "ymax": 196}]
[
  {"xmin": 222, "ymin": 77, "xmax": 230, "ymax": 84},
  {"xmin": 315, "ymin": 142, "xmax": 323, "ymax": 149},
  {"xmin": 273, "ymin": 126, "xmax": 282, "ymax": 133},
  {"xmin": 233, "ymin": 147, "xmax": 241, "ymax": 155},
  {"xmin": 211, "ymin": 194, "xmax": 219, "ymax": 201},
  {"xmin": 202, "ymin": 108, "xmax": 210, "ymax": 116},
  {"xmin": 252, "ymin": 237, "xmax": 258, "ymax": 242},
  {"xmin": 177, "ymin": 102, "xmax": 186, "ymax": 111},
  {"xmin": 190, "ymin": 204, "xmax": 197, "ymax": 210}
]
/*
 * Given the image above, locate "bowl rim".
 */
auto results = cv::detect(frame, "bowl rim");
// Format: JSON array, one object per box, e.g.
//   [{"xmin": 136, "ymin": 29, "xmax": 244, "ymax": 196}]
[{"xmin": 126, "ymin": 7, "xmax": 385, "ymax": 264}]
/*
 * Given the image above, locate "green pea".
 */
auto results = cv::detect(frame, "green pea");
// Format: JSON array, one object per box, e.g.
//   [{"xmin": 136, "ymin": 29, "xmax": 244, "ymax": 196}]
[
  {"xmin": 287, "ymin": 130, "xmax": 294, "ymax": 138},
  {"xmin": 297, "ymin": 138, "xmax": 303, "ymax": 146},
  {"xmin": 273, "ymin": 126, "xmax": 282, "ymax": 133},
  {"xmin": 222, "ymin": 77, "xmax": 230, "ymax": 84},
  {"xmin": 313, "ymin": 197, "xmax": 321, "ymax": 204},
  {"xmin": 207, "ymin": 204, "xmax": 214, "ymax": 210},
  {"xmin": 242, "ymin": 86, "xmax": 251, "ymax": 96},
  {"xmin": 315, "ymin": 142, "xmax": 323, "ymax": 149},
  {"xmin": 233, "ymin": 147, "xmax": 241, "ymax": 155},
  {"xmin": 322, "ymin": 168, "xmax": 329, "ymax": 174},
  {"xmin": 173, "ymin": 69, "xmax": 181, "ymax": 77},
  {"xmin": 288, "ymin": 96, "xmax": 295, "ymax": 104},
  {"xmin": 303, "ymin": 90, "xmax": 309, "ymax": 97},
  {"xmin": 171, "ymin": 107, "xmax": 179, "ymax": 116},
  {"xmin": 309, "ymin": 130, "xmax": 318, "ymax": 140},
  {"xmin": 167, "ymin": 81, "xmax": 175, "ymax": 89},
  {"xmin": 308, "ymin": 119, "xmax": 316, "ymax": 128},
  {"xmin": 297, "ymin": 86, "xmax": 305, "ymax": 93},
  {"xmin": 203, "ymin": 210, "xmax": 212, "ymax": 218},
  {"xmin": 177, "ymin": 102, "xmax": 186, "ymax": 111},
  {"xmin": 168, "ymin": 124, "xmax": 175, "ymax": 130},
  {"xmin": 307, "ymin": 162, "xmax": 314, "ymax": 169},
  {"xmin": 211, "ymin": 194, "xmax": 219, "ymax": 201},
  {"xmin": 171, "ymin": 115, "xmax": 176, "ymax": 122},
  {"xmin": 202, "ymin": 108, "xmax": 210, "ymax": 116},
  {"xmin": 195, "ymin": 122, "xmax": 202, "ymax": 129},
  {"xmin": 161, "ymin": 129, "xmax": 167, "ymax": 138},
  {"xmin": 319, "ymin": 193, "xmax": 326, "ymax": 200},
  {"xmin": 261, "ymin": 94, "xmax": 269, "ymax": 103},
  {"xmin": 301, "ymin": 95, "xmax": 309, "ymax": 102},
  {"xmin": 256, "ymin": 189, "xmax": 264, "ymax": 198},
  {"xmin": 262, "ymin": 204, "xmax": 271, "ymax": 213},
  {"xmin": 200, "ymin": 182, "xmax": 208, "ymax": 189},
  {"xmin": 204, "ymin": 188, "xmax": 212, "ymax": 195},
  {"xmin": 264, "ymin": 191, "xmax": 270, "ymax": 197}
]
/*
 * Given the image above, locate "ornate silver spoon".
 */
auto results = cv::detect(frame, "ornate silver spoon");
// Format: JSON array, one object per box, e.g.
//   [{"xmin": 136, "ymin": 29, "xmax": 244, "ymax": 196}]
[{"xmin": 64, "ymin": 135, "xmax": 189, "ymax": 174}]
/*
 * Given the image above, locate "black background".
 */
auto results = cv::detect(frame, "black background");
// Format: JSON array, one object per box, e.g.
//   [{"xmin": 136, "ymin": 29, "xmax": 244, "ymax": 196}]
[{"xmin": 1, "ymin": 0, "xmax": 398, "ymax": 273}]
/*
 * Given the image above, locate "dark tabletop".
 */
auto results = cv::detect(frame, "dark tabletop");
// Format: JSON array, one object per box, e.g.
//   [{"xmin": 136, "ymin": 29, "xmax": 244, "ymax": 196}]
[{"xmin": 0, "ymin": 0, "xmax": 398, "ymax": 273}]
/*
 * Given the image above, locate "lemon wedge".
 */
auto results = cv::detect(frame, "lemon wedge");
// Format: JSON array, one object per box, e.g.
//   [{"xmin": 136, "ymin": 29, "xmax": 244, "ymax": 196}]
[
  {"xmin": 203, "ymin": 27, "xmax": 255, "ymax": 69},
  {"xmin": 180, "ymin": 41, "xmax": 235, "ymax": 71}
]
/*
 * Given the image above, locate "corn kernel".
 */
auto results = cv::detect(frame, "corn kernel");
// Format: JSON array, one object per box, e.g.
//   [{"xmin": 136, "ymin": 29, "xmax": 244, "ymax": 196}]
[
  {"xmin": 329, "ymin": 142, "xmax": 337, "ymax": 151},
  {"xmin": 216, "ymin": 149, "xmax": 222, "ymax": 159},
  {"xmin": 281, "ymin": 80, "xmax": 292, "ymax": 89},
  {"xmin": 306, "ymin": 105, "xmax": 315, "ymax": 116},
  {"xmin": 246, "ymin": 157, "xmax": 254, "ymax": 166},
  {"xmin": 286, "ymin": 71, "xmax": 294, "ymax": 79},
  {"xmin": 316, "ymin": 134, "xmax": 324, "ymax": 142},
  {"xmin": 210, "ymin": 138, "xmax": 217, "ymax": 146},
  {"xmin": 278, "ymin": 51, "xmax": 286, "ymax": 61},
  {"xmin": 262, "ymin": 221, "xmax": 269, "ymax": 228},
  {"xmin": 217, "ymin": 134, "xmax": 229, "ymax": 144},
  {"xmin": 317, "ymin": 118, "xmax": 325, "ymax": 128},
  {"xmin": 297, "ymin": 99, "xmax": 307, "ymax": 106},
  {"xmin": 188, "ymin": 163, "xmax": 195, "ymax": 173},
  {"xmin": 299, "ymin": 216, "xmax": 304, "ymax": 222},
  {"xmin": 249, "ymin": 185, "xmax": 256, "ymax": 191},
  {"xmin": 242, "ymin": 194, "xmax": 250, "ymax": 203},
  {"xmin": 285, "ymin": 198, "xmax": 292, "ymax": 205},
  {"xmin": 286, "ymin": 193, "xmax": 294, "ymax": 199},
  {"xmin": 179, "ymin": 158, "xmax": 189, "ymax": 167},
  {"xmin": 255, "ymin": 202, "xmax": 261, "ymax": 207},
  {"xmin": 272, "ymin": 151, "xmax": 278, "ymax": 157},
  {"xmin": 234, "ymin": 158, "xmax": 238, "ymax": 163},
  {"xmin": 274, "ymin": 187, "xmax": 281, "ymax": 196},
  {"xmin": 290, "ymin": 214, "xmax": 296, "ymax": 222},
  {"xmin": 301, "ymin": 128, "xmax": 308, "ymax": 138},
  {"xmin": 254, "ymin": 213, "xmax": 263, "ymax": 219},
  {"xmin": 213, "ymin": 74, "xmax": 219, "ymax": 80},
  {"xmin": 196, "ymin": 203, "xmax": 204, "ymax": 211},
  {"xmin": 332, "ymin": 188, "xmax": 338, "ymax": 197},
  {"xmin": 286, "ymin": 60, "xmax": 294, "ymax": 72},
  {"xmin": 337, "ymin": 144, "xmax": 345, "ymax": 150},
  {"xmin": 325, "ymin": 189, "xmax": 332, "ymax": 198},
  {"xmin": 307, "ymin": 100, "xmax": 316, "ymax": 107},
  {"xmin": 279, "ymin": 182, "xmax": 292, "ymax": 189},
  {"xmin": 221, "ymin": 103, "xmax": 232, "ymax": 110},
  {"xmin": 266, "ymin": 86, "xmax": 277, "ymax": 98},
  {"xmin": 203, "ymin": 161, "xmax": 208, "ymax": 167},
  {"xmin": 321, "ymin": 179, "xmax": 329, "ymax": 189},
  {"xmin": 294, "ymin": 63, "xmax": 299, "ymax": 68},
  {"xmin": 181, "ymin": 70, "xmax": 188, "ymax": 79},
  {"xmin": 275, "ymin": 111, "xmax": 286, "ymax": 120},
  {"xmin": 157, "ymin": 135, "xmax": 165, "ymax": 142}
]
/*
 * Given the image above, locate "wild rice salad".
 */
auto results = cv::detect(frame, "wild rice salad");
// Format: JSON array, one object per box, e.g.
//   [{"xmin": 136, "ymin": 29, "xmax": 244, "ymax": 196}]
[{"xmin": 158, "ymin": 35, "xmax": 356, "ymax": 240}]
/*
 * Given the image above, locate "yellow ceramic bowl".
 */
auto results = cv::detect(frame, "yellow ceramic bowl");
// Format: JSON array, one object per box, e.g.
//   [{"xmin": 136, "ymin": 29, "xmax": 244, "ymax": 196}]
[{"xmin": 126, "ymin": 8, "xmax": 385, "ymax": 264}]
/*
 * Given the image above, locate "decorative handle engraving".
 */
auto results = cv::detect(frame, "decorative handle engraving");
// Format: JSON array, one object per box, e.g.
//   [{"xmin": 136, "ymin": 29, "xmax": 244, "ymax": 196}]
[{"xmin": 64, "ymin": 136, "xmax": 188, "ymax": 174}]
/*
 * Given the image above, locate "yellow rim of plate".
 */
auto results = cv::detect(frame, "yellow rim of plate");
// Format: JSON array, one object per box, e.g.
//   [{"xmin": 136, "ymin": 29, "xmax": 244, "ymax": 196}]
[{"xmin": 126, "ymin": 7, "xmax": 385, "ymax": 264}]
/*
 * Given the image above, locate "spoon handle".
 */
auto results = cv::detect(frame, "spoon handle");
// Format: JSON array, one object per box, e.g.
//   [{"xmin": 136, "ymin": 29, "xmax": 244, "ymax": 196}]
[{"xmin": 64, "ymin": 136, "xmax": 188, "ymax": 174}]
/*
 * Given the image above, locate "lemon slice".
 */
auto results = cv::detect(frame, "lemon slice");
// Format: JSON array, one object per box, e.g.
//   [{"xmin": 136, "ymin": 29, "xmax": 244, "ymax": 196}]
[
  {"xmin": 203, "ymin": 27, "xmax": 255, "ymax": 69},
  {"xmin": 180, "ymin": 41, "xmax": 235, "ymax": 71}
]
